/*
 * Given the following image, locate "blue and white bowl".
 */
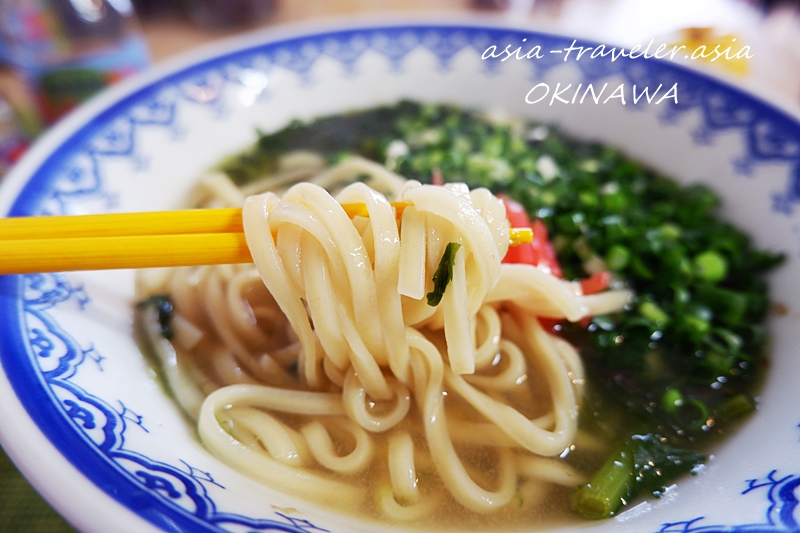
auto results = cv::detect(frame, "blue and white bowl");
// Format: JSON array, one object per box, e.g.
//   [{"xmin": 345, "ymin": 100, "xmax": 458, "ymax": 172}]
[{"xmin": 1, "ymin": 19, "xmax": 799, "ymax": 533}]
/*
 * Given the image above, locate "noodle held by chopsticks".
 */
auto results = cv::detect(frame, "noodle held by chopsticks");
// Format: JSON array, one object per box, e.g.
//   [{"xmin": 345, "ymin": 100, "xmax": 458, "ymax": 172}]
[{"xmin": 137, "ymin": 159, "xmax": 632, "ymax": 519}]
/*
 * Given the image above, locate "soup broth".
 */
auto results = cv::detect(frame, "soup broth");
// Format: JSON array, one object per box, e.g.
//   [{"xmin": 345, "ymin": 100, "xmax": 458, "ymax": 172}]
[{"xmin": 136, "ymin": 101, "xmax": 781, "ymax": 528}]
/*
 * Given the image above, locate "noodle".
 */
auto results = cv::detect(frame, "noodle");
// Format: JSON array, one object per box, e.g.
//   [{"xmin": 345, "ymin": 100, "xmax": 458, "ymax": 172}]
[{"xmin": 136, "ymin": 156, "xmax": 632, "ymax": 524}]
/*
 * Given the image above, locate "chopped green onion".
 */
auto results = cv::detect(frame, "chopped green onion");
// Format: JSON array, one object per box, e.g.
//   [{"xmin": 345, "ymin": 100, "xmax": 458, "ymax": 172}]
[
  {"xmin": 661, "ymin": 388, "xmax": 709, "ymax": 430},
  {"xmin": 572, "ymin": 443, "xmax": 635, "ymax": 519},
  {"xmin": 640, "ymin": 301, "xmax": 669, "ymax": 327},
  {"xmin": 696, "ymin": 285, "xmax": 748, "ymax": 325},
  {"xmin": 605, "ymin": 244, "xmax": 631, "ymax": 271},
  {"xmin": 681, "ymin": 314, "xmax": 711, "ymax": 337},
  {"xmin": 661, "ymin": 388, "xmax": 684, "ymax": 415},
  {"xmin": 693, "ymin": 251, "xmax": 728, "ymax": 283}
]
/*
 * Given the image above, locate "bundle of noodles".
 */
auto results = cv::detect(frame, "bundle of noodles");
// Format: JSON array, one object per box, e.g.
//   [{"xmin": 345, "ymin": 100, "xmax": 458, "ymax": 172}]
[{"xmin": 136, "ymin": 155, "xmax": 632, "ymax": 521}]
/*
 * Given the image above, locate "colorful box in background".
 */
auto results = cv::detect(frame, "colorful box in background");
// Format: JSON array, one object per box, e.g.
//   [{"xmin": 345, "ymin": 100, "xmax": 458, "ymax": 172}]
[{"xmin": 0, "ymin": 0, "xmax": 150, "ymax": 125}]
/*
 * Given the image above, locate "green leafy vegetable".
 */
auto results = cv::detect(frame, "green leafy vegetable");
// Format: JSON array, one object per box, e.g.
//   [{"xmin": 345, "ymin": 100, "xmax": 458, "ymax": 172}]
[
  {"xmin": 218, "ymin": 103, "xmax": 420, "ymax": 185},
  {"xmin": 426, "ymin": 242, "xmax": 461, "ymax": 306},
  {"xmin": 631, "ymin": 434, "xmax": 704, "ymax": 495}
]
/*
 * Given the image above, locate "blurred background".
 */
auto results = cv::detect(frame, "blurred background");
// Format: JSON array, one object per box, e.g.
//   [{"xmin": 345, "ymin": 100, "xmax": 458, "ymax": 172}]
[
  {"xmin": 1, "ymin": 0, "xmax": 800, "ymax": 178},
  {"xmin": 0, "ymin": 0, "xmax": 798, "ymax": 531}
]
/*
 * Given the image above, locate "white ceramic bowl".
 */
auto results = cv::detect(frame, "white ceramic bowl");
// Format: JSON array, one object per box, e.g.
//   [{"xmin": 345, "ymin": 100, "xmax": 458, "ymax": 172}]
[{"xmin": 1, "ymin": 19, "xmax": 799, "ymax": 533}]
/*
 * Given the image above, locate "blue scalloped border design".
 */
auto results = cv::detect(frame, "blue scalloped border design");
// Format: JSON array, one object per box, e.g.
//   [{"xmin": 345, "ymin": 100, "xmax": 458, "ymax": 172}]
[
  {"xmin": 654, "ymin": 470, "xmax": 800, "ymax": 533},
  {"xmin": 1, "ymin": 24, "xmax": 800, "ymax": 533},
  {"xmin": 4, "ymin": 272, "xmax": 325, "ymax": 533}
]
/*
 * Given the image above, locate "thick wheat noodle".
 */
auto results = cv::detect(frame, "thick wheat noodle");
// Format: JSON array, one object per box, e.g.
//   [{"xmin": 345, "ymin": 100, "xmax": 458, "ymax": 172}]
[
  {"xmin": 300, "ymin": 418, "xmax": 374, "ymax": 474},
  {"xmin": 138, "ymin": 158, "xmax": 633, "ymax": 520}
]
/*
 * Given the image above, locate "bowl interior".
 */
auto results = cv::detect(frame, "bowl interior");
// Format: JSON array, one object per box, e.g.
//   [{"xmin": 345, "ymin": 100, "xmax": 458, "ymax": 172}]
[{"xmin": 1, "ymin": 22, "xmax": 800, "ymax": 533}]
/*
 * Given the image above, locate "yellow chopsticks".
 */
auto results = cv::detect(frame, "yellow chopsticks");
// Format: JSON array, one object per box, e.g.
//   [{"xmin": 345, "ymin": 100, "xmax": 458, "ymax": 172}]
[
  {"xmin": 0, "ymin": 204, "xmax": 533, "ymax": 275},
  {"xmin": 0, "ymin": 207, "xmax": 244, "ymax": 240},
  {"xmin": 0, "ymin": 208, "xmax": 249, "ymax": 274}
]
